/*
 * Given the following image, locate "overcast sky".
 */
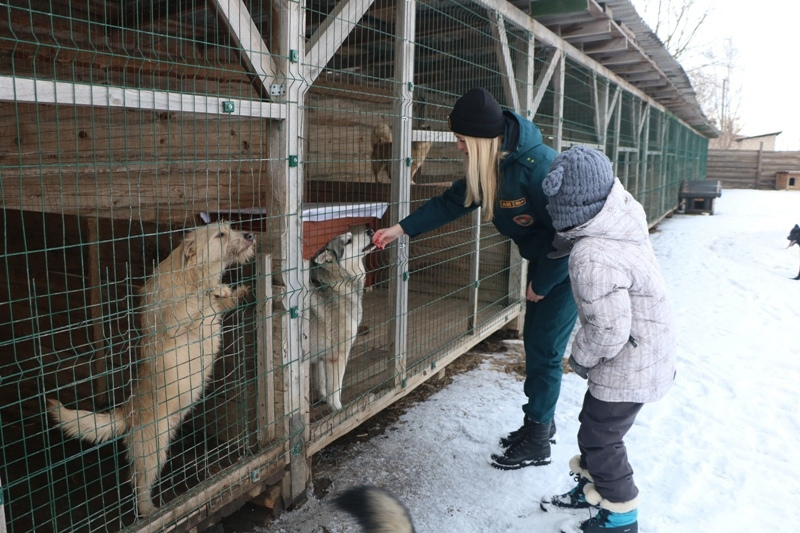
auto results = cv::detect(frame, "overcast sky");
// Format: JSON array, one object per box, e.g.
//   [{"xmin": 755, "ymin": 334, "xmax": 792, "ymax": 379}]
[{"xmin": 632, "ymin": 1, "xmax": 800, "ymax": 150}]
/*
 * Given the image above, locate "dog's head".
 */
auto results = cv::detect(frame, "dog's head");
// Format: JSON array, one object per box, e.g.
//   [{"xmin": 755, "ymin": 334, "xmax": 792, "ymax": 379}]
[
  {"xmin": 372, "ymin": 124, "xmax": 393, "ymax": 145},
  {"xmin": 310, "ymin": 227, "xmax": 375, "ymax": 287},
  {"xmin": 183, "ymin": 221, "xmax": 256, "ymax": 271},
  {"xmin": 788, "ymin": 224, "xmax": 800, "ymax": 247}
]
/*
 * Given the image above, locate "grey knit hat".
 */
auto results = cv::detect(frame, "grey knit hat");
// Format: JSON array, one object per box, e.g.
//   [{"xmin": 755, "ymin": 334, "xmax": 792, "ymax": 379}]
[{"xmin": 542, "ymin": 145, "xmax": 615, "ymax": 231}]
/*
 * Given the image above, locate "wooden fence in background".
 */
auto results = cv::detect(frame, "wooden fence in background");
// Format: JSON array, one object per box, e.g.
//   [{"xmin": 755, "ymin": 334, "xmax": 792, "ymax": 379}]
[{"xmin": 707, "ymin": 149, "xmax": 800, "ymax": 189}]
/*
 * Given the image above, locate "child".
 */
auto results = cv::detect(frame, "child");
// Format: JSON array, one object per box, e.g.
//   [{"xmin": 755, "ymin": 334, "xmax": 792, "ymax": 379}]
[{"xmin": 539, "ymin": 146, "xmax": 676, "ymax": 533}]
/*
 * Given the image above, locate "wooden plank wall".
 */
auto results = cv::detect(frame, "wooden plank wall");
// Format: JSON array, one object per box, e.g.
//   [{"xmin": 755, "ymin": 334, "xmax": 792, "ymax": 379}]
[
  {"xmin": 0, "ymin": 102, "xmax": 273, "ymax": 225},
  {"xmin": 0, "ymin": 210, "xmax": 178, "ymax": 407},
  {"xmin": 707, "ymin": 149, "xmax": 800, "ymax": 189},
  {"xmin": 304, "ymin": 88, "xmax": 454, "ymax": 184}
]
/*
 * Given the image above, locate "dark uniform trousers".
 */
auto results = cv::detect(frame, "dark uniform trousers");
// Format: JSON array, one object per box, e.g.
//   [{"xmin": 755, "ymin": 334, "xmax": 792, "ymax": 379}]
[{"xmin": 522, "ymin": 275, "xmax": 578, "ymax": 424}]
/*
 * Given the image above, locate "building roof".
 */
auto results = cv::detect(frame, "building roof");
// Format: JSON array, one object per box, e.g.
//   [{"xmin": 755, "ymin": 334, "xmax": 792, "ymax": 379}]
[
  {"xmin": 735, "ymin": 132, "xmax": 782, "ymax": 141},
  {"xmin": 523, "ymin": 0, "xmax": 719, "ymax": 138}
]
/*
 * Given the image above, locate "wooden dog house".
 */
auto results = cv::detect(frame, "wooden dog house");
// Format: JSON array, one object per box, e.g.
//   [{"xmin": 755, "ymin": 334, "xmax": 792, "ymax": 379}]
[{"xmin": 776, "ymin": 171, "xmax": 800, "ymax": 190}]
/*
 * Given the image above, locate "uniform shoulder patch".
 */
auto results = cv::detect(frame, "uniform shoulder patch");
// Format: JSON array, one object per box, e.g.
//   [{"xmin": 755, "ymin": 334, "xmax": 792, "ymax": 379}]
[{"xmin": 500, "ymin": 198, "xmax": 527, "ymax": 209}]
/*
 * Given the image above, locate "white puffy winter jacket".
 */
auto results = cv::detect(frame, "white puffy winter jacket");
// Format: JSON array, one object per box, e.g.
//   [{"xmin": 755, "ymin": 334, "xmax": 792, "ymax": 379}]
[{"xmin": 562, "ymin": 179, "xmax": 676, "ymax": 403}]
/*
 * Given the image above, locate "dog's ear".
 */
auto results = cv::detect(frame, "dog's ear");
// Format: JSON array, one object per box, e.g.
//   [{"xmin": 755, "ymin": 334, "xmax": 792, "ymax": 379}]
[
  {"xmin": 313, "ymin": 249, "xmax": 335, "ymax": 264},
  {"xmin": 330, "ymin": 239, "xmax": 348, "ymax": 261},
  {"xmin": 182, "ymin": 233, "xmax": 197, "ymax": 264}
]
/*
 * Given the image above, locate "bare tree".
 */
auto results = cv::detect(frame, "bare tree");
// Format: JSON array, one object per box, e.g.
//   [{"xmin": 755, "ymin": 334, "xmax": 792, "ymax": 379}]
[
  {"xmin": 632, "ymin": 1, "xmax": 742, "ymax": 143},
  {"xmin": 635, "ymin": 0, "xmax": 713, "ymax": 61},
  {"xmin": 711, "ymin": 40, "xmax": 743, "ymax": 147}
]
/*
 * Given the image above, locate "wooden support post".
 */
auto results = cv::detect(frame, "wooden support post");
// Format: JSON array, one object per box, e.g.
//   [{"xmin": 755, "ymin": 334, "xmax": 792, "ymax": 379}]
[
  {"xmin": 467, "ymin": 210, "xmax": 481, "ymax": 332},
  {"xmin": 255, "ymin": 253, "xmax": 275, "ymax": 444},
  {"xmin": 552, "ymin": 52, "xmax": 565, "ymax": 151},
  {"xmin": 274, "ymin": 0, "xmax": 309, "ymax": 503},
  {"xmin": 756, "ymin": 142, "xmax": 764, "ymax": 188},
  {"xmin": 390, "ymin": 0, "xmax": 417, "ymax": 387}
]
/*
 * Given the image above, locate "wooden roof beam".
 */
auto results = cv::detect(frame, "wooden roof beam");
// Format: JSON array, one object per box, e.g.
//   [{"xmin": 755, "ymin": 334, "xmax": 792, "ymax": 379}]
[
  {"xmin": 650, "ymin": 89, "xmax": 682, "ymax": 100},
  {"xmin": 631, "ymin": 78, "xmax": 670, "ymax": 89},
  {"xmin": 211, "ymin": 0, "xmax": 278, "ymax": 101},
  {"xmin": 606, "ymin": 62, "xmax": 657, "ymax": 75},
  {"xmin": 618, "ymin": 70, "xmax": 664, "ymax": 83},
  {"xmin": 593, "ymin": 50, "xmax": 645, "ymax": 66},
  {"xmin": 582, "ymin": 37, "xmax": 630, "ymax": 54},
  {"xmin": 557, "ymin": 19, "xmax": 621, "ymax": 43},
  {"xmin": 306, "ymin": 0, "xmax": 375, "ymax": 84}
]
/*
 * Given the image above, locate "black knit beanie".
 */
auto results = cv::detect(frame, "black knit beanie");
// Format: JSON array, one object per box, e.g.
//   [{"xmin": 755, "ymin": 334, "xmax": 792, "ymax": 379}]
[
  {"xmin": 542, "ymin": 145, "xmax": 615, "ymax": 231},
  {"xmin": 448, "ymin": 88, "xmax": 505, "ymax": 139}
]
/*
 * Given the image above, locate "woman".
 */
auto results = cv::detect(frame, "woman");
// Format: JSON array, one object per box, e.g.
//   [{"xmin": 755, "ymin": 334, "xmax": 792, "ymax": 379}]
[{"xmin": 372, "ymin": 88, "xmax": 578, "ymax": 469}]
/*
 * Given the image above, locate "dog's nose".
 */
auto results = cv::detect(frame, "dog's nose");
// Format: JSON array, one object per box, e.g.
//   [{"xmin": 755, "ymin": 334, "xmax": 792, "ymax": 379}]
[
  {"xmin": 244, "ymin": 232, "xmax": 255, "ymax": 241},
  {"xmin": 366, "ymin": 228, "xmax": 374, "ymax": 237}
]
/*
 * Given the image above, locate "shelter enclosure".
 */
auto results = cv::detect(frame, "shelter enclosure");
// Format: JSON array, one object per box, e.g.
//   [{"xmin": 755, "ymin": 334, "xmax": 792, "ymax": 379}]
[{"xmin": 0, "ymin": 0, "xmax": 714, "ymax": 531}]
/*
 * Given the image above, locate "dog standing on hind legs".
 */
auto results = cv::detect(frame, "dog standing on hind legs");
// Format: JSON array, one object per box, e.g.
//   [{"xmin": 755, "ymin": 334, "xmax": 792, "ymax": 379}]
[
  {"xmin": 47, "ymin": 221, "xmax": 255, "ymax": 517},
  {"xmin": 788, "ymin": 224, "xmax": 800, "ymax": 280},
  {"xmin": 370, "ymin": 123, "xmax": 432, "ymax": 185},
  {"xmin": 307, "ymin": 227, "xmax": 375, "ymax": 411}
]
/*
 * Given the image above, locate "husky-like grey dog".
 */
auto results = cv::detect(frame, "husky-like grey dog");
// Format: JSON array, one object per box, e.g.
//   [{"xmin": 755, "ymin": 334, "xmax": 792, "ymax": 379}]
[
  {"xmin": 48, "ymin": 222, "xmax": 255, "ymax": 516},
  {"xmin": 307, "ymin": 227, "xmax": 375, "ymax": 411},
  {"xmin": 334, "ymin": 485, "xmax": 416, "ymax": 533}
]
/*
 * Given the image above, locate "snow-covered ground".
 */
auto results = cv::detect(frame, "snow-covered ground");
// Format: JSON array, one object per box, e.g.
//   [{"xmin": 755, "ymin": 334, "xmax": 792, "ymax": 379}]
[{"xmin": 260, "ymin": 189, "xmax": 800, "ymax": 533}]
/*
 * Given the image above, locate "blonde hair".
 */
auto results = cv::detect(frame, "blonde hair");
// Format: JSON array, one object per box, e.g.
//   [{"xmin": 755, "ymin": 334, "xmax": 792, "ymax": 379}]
[{"xmin": 462, "ymin": 135, "xmax": 504, "ymax": 221}]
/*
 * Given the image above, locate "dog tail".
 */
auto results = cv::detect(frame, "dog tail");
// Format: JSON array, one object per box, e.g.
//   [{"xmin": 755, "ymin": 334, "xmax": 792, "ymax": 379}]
[
  {"xmin": 47, "ymin": 398, "xmax": 127, "ymax": 443},
  {"xmin": 333, "ymin": 485, "xmax": 416, "ymax": 533}
]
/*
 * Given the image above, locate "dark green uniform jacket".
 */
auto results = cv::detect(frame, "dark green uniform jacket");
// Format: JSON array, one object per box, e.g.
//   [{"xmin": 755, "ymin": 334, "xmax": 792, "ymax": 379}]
[{"xmin": 399, "ymin": 111, "xmax": 569, "ymax": 297}]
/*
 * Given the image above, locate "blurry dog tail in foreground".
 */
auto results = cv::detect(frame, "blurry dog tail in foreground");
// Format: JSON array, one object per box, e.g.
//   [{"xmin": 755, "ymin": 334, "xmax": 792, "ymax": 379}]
[
  {"xmin": 333, "ymin": 486, "xmax": 416, "ymax": 533},
  {"xmin": 787, "ymin": 224, "xmax": 800, "ymax": 280}
]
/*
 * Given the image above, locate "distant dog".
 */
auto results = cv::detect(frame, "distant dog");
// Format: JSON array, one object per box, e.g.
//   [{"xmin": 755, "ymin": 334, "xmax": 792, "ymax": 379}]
[
  {"xmin": 371, "ymin": 124, "xmax": 393, "ymax": 183},
  {"xmin": 48, "ymin": 222, "xmax": 255, "ymax": 516},
  {"xmin": 307, "ymin": 227, "xmax": 375, "ymax": 411},
  {"xmin": 788, "ymin": 224, "xmax": 800, "ymax": 280},
  {"xmin": 371, "ymin": 124, "xmax": 432, "ymax": 184},
  {"xmin": 334, "ymin": 485, "xmax": 416, "ymax": 533}
]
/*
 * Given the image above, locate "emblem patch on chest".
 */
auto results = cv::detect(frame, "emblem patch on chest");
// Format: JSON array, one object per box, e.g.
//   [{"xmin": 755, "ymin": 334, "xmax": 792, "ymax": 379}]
[
  {"xmin": 500, "ymin": 198, "xmax": 527, "ymax": 208},
  {"xmin": 513, "ymin": 214, "xmax": 534, "ymax": 226}
]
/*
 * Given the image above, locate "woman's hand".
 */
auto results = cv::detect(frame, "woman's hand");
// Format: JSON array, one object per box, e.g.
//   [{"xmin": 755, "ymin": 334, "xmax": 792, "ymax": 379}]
[
  {"xmin": 372, "ymin": 224, "xmax": 406, "ymax": 250},
  {"xmin": 526, "ymin": 282, "xmax": 544, "ymax": 302}
]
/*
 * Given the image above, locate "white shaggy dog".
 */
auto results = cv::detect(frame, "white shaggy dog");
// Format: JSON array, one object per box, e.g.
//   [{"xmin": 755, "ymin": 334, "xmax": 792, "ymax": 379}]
[
  {"xmin": 307, "ymin": 227, "xmax": 375, "ymax": 411},
  {"xmin": 48, "ymin": 221, "xmax": 255, "ymax": 516}
]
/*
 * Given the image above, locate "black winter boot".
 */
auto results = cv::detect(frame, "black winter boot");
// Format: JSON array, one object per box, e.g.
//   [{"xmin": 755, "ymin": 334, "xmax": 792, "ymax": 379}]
[
  {"xmin": 500, "ymin": 417, "xmax": 557, "ymax": 449},
  {"xmin": 541, "ymin": 455, "xmax": 595, "ymax": 513},
  {"xmin": 490, "ymin": 418, "xmax": 551, "ymax": 470},
  {"xmin": 793, "ymin": 268, "xmax": 800, "ymax": 280}
]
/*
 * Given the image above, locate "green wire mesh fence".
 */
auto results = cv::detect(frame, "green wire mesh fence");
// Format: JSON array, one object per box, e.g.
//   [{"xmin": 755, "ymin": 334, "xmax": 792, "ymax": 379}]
[{"xmin": 0, "ymin": 0, "xmax": 709, "ymax": 531}]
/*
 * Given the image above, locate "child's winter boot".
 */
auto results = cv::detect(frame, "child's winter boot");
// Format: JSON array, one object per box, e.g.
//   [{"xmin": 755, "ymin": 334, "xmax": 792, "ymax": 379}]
[
  {"xmin": 559, "ymin": 484, "xmax": 639, "ymax": 533},
  {"xmin": 540, "ymin": 455, "xmax": 594, "ymax": 513}
]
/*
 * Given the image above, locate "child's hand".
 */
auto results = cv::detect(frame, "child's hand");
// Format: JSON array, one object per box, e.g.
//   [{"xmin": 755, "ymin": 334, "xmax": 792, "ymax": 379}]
[{"xmin": 567, "ymin": 355, "xmax": 590, "ymax": 379}]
